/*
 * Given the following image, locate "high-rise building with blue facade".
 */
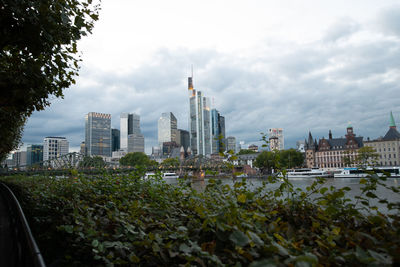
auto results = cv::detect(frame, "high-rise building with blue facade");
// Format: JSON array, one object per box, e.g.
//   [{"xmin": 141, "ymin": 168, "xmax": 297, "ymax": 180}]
[
  {"xmin": 27, "ymin": 144, "xmax": 43, "ymax": 166},
  {"xmin": 111, "ymin": 129, "xmax": 120, "ymax": 152},
  {"xmin": 188, "ymin": 76, "xmax": 212, "ymax": 156},
  {"xmin": 85, "ymin": 112, "xmax": 112, "ymax": 157},
  {"xmin": 211, "ymin": 109, "xmax": 226, "ymax": 153}
]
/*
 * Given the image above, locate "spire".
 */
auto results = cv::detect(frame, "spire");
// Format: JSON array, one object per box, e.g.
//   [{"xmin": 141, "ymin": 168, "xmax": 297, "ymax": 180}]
[
  {"xmin": 390, "ymin": 111, "xmax": 396, "ymax": 129},
  {"xmin": 329, "ymin": 130, "xmax": 332, "ymax": 139},
  {"xmin": 188, "ymin": 76, "xmax": 193, "ymax": 90}
]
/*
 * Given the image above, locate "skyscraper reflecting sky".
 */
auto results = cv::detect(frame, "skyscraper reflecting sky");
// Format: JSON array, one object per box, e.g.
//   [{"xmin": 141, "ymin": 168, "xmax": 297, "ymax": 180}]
[
  {"xmin": 120, "ymin": 113, "xmax": 140, "ymax": 151},
  {"xmin": 85, "ymin": 112, "xmax": 111, "ymax": 157},
  {"xmin": 188, "ymin": 76, "xmax": 212, "ymax": 156},
  {"xmin": 158, "ymin": 112, "xmax": 177, "ymax": 148}
]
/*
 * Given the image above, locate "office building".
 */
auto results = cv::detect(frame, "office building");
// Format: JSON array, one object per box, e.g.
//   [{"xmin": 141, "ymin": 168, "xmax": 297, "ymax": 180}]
[
  {"xmin": 188, "ymin": 75, "xmax": 212, "ymax": 156},
  {"xmin": 211, "ymin": 109, "xmax": 226, "ymax": 153},
  {"xmin": 120, "ymin": 113, "xmax": 140, "ymax": 151},
  {"xmin": 226, "ymin": 136, "xmax": 236, "ymax": 153},
  {"xmin": 158, "ymin": 112, "xmax": 177, "ymax": 148},
  {"xmin": 177, "ymin": 129, "xmax": 190, "ymax": 152},
  {"xmin": 364, "ymin": 111, "xmax": 400, "ymax": 166},
  {"xmin": 128, "ymin": 133, "xmax": 145, "ymax": 153},
  {"xmin": 12, "ymin": 151, "xmax": 27, "ymax": 167},
  {"xmin": 152, "ymin": 146, "xmax": 161, "ymax": 157},
  {"xmin": 27, "ymin": 144, "xmax": 43, "ymax": 166},
  {"xmin": 269, "ymin": 128, "xmax": 284, "ymax": 151},
  {"xmin": 43, "ymin": 137, "xmax": 69, "ymax": 161},
  {"xmin": 85, "ymin": 112, "xmax": 112, "ymax": 157},
  {"xmin": 112, "ymin": 129, "xmax": 120, "ymax": 152}
]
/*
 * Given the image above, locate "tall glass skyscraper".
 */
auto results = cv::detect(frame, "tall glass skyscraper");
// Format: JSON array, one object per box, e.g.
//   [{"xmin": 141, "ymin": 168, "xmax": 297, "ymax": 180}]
[
  {"xmin": 85, "ymin": 112, "xmax": 112, "ymax": 157},
  {"xmin": 27, "ymin": 144, "xmax": 43, "ymax": 166},
  {"xmin": 111, "ymin": 129, "xmax": 120, "ymax": 152},
  {"xmin": 188, "ymin": 76, "xmax": 212, "ymax": 156},
  {"xmin": 120, "ymin": 113, "xmax": 141, "ymax": 151},
  {"xmin": 158, "ymin": 112, "xmax": 177, "ymax": 147},
  {"xmin": 211, "ymin": 109, "xmax": 226, "ymax": 153}
]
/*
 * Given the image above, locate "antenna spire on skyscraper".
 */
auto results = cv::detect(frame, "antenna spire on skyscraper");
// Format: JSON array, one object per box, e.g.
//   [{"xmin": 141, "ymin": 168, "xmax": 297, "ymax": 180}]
[{"xmin": 188, "ymin": 65, "xmax": 194, "ymax": 91}]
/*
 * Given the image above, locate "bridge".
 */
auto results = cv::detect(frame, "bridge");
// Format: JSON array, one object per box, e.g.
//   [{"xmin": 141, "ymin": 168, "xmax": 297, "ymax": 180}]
[{"xmin": 0, "ymin": 153, "xmax": 240, "ymax": 177}]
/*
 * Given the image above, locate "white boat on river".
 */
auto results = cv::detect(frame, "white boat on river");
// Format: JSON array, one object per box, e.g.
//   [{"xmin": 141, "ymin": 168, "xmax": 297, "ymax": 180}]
[
  {"xmin": 334, "ymin": 167, "xmax": 400, "ymax": 178},
  {"xmin": 162, "ymin": 172, "xmax": 179, "ymax": 179},
  {"xmin": 285, "ymin": 168, "xmax": 332, "ymax": 178}
]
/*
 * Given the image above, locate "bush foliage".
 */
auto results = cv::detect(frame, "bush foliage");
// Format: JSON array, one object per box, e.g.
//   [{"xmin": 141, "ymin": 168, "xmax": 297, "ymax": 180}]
[{"xmin": 1, "ymin": 171, "xmax": 400, "ymax": 266}]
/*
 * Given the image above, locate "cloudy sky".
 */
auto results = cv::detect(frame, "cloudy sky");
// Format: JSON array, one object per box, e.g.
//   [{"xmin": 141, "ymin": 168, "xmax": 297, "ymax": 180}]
[{"xmin": 21, "ymin": 0, "xmax": 400, "ymax": 154}]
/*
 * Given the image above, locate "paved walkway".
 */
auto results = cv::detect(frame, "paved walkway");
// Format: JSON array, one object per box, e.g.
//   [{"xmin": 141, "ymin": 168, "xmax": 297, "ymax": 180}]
[{"xmin": 0, "ymin": 190, "xmax": 16, "ymax": 266}]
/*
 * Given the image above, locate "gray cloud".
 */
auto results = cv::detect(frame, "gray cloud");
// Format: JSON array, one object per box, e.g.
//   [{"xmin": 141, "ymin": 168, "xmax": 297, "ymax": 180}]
[
  {"xmin": 376, "ymin": 5, "xmax": 400, "ymax": 38},
  {"xmin": 323, "ymin": 18, "xmax": 360, "ymax": 43},
  {"xmin": 22, "ymin": 10, "xmax": 400, "ymax": 153}
]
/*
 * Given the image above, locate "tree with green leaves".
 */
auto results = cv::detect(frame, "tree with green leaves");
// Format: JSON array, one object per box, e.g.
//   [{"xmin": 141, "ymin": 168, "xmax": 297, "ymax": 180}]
[
  {"xmin": 0, "ymin": 0, "xmax": 100, "ymax": 161},
  {"xmin": 120, "ymin": 152, "xmax": 152, "ymax": 167},
  {"xmin": 237, "ymin": 149, "xmax": 257, "ymax": 155},
  {"xmin": 79, "ymin": 156, "xmax": 105, "ymax": 168},
  {"xmin": 279, "ymin": 149, "xmax": 304, "ymax": 169},
  {"xmin": 160, "ymin": 157, "xmax": 180, "ymax": 169},
  {"xmin": 254, "ymin": 151, "xmax": 280, "ymax": 174},
  {"xmin": 356, "ymin": 146, "xmax": 379, "ymax": 167}
]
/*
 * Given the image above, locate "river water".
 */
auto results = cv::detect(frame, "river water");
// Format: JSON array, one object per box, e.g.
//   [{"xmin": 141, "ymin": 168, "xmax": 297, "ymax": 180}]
[{"xmin": 166, "ymin": 177, "xmax": 400, "ymax": 213}]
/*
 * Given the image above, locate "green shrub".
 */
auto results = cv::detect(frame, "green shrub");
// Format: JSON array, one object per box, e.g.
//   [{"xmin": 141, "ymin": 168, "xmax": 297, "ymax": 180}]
[{"xmin": 1, "ymin": 170, "xmax": 399, "ymax": 266}]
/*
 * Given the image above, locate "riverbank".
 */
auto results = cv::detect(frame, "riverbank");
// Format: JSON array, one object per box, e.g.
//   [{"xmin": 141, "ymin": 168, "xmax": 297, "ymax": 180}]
[{"xmin": 1, "ymin": 172, "xmax": 399, "ymax": 266}]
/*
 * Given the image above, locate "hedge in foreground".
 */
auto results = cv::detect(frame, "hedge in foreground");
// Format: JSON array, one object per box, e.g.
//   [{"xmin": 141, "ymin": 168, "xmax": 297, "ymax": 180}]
[{"xmin": 2, "ymin": 171, "xmax": 400, "ymax": 266}]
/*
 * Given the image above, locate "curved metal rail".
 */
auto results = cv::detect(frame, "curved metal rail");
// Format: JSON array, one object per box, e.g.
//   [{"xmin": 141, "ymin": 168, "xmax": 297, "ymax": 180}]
[{"xmin": 0, "ymin": 182, "xmax": 46, "ymax": 267}]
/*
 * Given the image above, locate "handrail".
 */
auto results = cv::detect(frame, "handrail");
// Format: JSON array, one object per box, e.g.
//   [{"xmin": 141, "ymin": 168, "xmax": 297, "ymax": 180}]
[{"xmin": 0, "ymin": 182, "xmax": 46, "ymax": 267}]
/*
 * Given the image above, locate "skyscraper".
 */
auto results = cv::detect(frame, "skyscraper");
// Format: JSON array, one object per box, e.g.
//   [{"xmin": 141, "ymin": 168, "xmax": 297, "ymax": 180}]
[
  {"xmin": 43, "ymin": 137, "xmax": 69, "ymax": 161},
  {"xmin": 226, "ymin": 136, "xmax": 236, "ymax": 153},
  {"xmin": 85, "ymin": 112, "xmax": 112, "ymax": 157},
  {"xmin": 12, "ymin": 151, "xmax": 27, "ymax": 167},
  {"xmin": 188, "ymin": 76, "xmax": 212, "ymax": 156},
  {"xmin": 27, "ymin": 144, "xmax": 43, "ymax": 166},
  {"xmin": 211, "ymin": 109, "xmax": 225, "ymax": 153},
  {"xmin": 158, "ymin": 112, "xmax": 177, "ymax": 147},
  {"xmin": 128, "ymin": 133, "xmax": 145, "ymax": 153},
  {"xmin": 177, "ymin": 129, "xmax": 190, "ymax": 152},
  {"xmin": 111, "ymin": 129, "xmax": 120, "ymax": 152},
  {"xmin": 120, "ymin": 113, "xmax": 140, "ymax": 151}
]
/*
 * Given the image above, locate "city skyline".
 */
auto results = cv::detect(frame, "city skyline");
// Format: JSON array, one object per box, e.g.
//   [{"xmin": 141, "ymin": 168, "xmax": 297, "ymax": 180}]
[{"xmin": 19, "ymin": 0, "xmax": 400, "ymax": 154}]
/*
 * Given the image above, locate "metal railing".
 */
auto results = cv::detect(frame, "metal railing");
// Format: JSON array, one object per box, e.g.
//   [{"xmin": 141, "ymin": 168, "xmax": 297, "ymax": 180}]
[{"xmin": 0, "ymin": 182, "xmax": 46, "ymax": 267}]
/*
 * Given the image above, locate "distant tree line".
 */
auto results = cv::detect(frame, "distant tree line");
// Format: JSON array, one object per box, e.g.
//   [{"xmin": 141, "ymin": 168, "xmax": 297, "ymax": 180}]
[{"xmin": 254, "ymin": 149, "xmax": 304, "ymax": 174}]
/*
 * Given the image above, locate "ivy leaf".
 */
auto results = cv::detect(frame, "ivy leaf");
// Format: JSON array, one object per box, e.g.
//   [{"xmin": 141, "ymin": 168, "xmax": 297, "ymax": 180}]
[
  {"xmin": 229, "ymin": 230, "xmax": 250, "ymax": 247},
  {"xmin": 247, "ymin": 231, "xmax": 264, "ymax": 246},
  {"xmin": 294, "ymin": 253, "xmax": 318, "ymax": 265},
  {"xmin": 319, "ymin": 187, "xmax": 328, "ymax": 194},
  {"xmin": 64, "ymin": 225, "xmax": 73, "ymax": 234},
  {"xmin": 249, "ymin": 259, "xmax": 276, "ymax": 267},
  {"xmin": 366, "ymin": 192, "xmax": 377, "ymax": 199},
  {"xmin": 271, "ymin": 241, "xmax": 289, "ymax": 256},
  {"xmin": 359, "ymin": 178, "xmax": 367, "ymax": 184},
  {"xmin": 237, "ymin": 194, "xmax": 247, "ymax": 203},
  {"xmin": 91, "ymin": 239, "xmax": 99, "ymax": 247},
  {"xmin": 332, "ymin": 227, "xmax": 340, "ymax": 236},
  {"xmin": 179, "ymin": 243, "xmax": 191, "ymax": 253}
]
